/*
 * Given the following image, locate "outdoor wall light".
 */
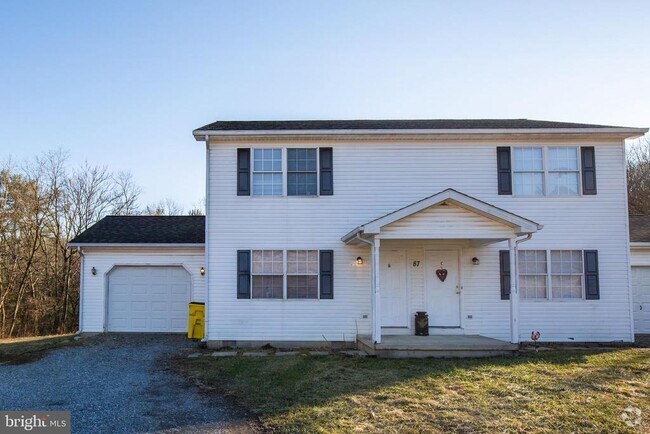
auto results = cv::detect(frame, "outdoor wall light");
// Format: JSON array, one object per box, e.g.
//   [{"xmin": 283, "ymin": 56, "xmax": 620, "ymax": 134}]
[
  {"xmin": 91, "ymin": 267, "xmax": 97, "ymax": 275},
  {"xmin": 356, "ymin": 257, "xmax": 364, "ymax": 265},
  {"xmin": 200, "ymin": 267, "xmax": 206, "ymax": 276},
  {"xmin": 472, "ymin": 257, "xmax": 480, "ymax": 266}
]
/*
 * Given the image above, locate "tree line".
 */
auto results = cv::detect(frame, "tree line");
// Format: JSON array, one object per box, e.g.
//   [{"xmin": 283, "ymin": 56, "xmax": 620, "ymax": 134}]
[{"xmin": 0, "ymin": 150, "xmax": 201, "ymax": 338}]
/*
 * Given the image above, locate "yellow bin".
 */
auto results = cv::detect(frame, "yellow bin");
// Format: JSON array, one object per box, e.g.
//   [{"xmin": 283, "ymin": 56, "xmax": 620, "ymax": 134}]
[{"xmin": 187, "ymin": 302, "xmax": 205, "ymax": 339}]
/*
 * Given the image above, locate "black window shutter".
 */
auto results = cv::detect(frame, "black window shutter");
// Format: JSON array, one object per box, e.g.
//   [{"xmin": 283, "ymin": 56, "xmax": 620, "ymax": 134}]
[
  {"xmin": 237, "ymin": 148, "xmax": 250, "ymax": 196},
  {"xmin": 319, "ymin": 250, "xmax": 334, "ymax": 299},
  {"xmin": 584, "ymin": 250, "xmax": 600, "ymax": 300},
  {"xmin": 581, "ymin": 147, "xmax": 597, "ymax": 195},
  {"xmin": 237, "ymin": 250, "xmax": 251, "ymax": 299},
  {"xmin": 496, "ymin": 147, "xmax": 512, "ymax": 195},
  {"xmin": 319, "ymin": 148, "xmax": 333, "ymax": 195},
  {"xmin": 499, "ymin": 250, "xmax": 511, "ymax": 300}
]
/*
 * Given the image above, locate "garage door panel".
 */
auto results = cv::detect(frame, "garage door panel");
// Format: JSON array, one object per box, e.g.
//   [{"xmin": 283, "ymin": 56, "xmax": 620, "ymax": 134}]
[
  {"xmin": 108, "ymin": 266, "xmax": 189, "ymax": 333},
  {"xmin": 632, "ymin": 267, "xmax": 650, "ymax": 334}
]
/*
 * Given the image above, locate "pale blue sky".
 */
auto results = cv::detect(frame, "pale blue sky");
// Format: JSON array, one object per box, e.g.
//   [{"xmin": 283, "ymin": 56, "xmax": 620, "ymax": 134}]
[{"xmin": 1, "ymin": 1, "xmax": 649, "ymax": 209}]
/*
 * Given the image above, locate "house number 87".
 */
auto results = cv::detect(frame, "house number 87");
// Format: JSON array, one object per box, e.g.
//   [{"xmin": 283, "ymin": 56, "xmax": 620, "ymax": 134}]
[{"xmin": 412, "ymin": 261, "xmax": 420, "ymax": 267}]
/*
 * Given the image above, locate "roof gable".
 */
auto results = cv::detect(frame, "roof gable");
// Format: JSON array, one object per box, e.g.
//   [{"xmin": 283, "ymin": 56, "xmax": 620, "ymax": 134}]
[{"xmin": 342, "ymin": 189, "xmax": 542, "ymax": 243}]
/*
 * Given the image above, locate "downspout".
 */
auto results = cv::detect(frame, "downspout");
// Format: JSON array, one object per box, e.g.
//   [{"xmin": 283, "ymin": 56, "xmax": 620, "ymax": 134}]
[
  {"xmin": 203, "ymin": 135, "xmax": 210, "ymax": 343},
  {"xmin": 77, "ymin": 247, "xmax": 84, "ymax": 334},
  {"xmin": 354, "ymin": 233, "xmax": 379, "ymax": 343}
]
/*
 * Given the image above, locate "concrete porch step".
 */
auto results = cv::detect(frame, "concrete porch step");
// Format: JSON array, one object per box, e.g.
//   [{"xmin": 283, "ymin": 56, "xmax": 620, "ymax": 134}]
[{"xmin": 357, "ymin": 334, "xmax": 518, "ymax": 358}]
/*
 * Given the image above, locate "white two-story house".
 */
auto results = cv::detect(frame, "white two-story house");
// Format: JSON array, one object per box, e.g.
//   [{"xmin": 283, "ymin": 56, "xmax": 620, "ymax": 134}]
[{"xmin": 70, "ymin": 119, "xmax": 648, "ymax": 353}]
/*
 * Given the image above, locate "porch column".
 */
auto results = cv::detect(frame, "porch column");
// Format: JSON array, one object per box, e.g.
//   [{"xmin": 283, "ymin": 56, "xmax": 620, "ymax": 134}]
[
  {"xmin": 372, "ymin": 238, "xmax": 381, "ymax": 344},
  {"xmin": 509, "ymin": 238, "xmax": 519, "ymax": 344}
]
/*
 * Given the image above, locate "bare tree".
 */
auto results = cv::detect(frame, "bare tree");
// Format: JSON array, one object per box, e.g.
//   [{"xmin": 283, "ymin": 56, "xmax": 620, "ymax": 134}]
[
  {"xmin": 143, "ymin": 198, "xmax": 183, "ymax": 216},
  {"xmin": 627, "ymin": 137, "xmax": 650, "ymax": 215},
  {"xmin": 0, "ymin": 151, "xmax": 145, "ymax": 337}
]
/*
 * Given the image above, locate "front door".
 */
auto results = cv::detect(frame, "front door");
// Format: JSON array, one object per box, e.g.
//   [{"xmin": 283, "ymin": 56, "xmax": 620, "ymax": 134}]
[
  {"xmin": 425, "ymin": 250, "xmax": 460, "ymax": 327},
  {"xmin": 380, "ymin": 249, "xmax": 408, "ymax": 327}
]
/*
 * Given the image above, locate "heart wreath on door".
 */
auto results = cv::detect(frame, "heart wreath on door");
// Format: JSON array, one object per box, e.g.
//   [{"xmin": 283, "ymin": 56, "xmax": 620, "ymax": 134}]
[{"xmin": 436, "ymin": 262, "xmax": 448, "ymax": 282}]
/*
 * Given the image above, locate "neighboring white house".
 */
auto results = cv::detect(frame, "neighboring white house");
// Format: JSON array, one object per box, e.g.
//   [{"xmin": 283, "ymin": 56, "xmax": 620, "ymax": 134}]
[
  {"xmin": 629, "ymin": 215, "xmax": 650, "ymax": 335},
  {"xmin": 71, "ymin": 119, "xmax": 648, "ymax": 350}
]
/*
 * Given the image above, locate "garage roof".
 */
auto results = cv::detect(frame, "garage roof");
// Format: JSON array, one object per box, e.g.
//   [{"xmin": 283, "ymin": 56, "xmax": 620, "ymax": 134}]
[
  {"xmin": 630, "ymin": 215, "xmax": 650, "ymax": 243},
  {"xmin": 68, "ymin": 216, "xmax": 205, "ymax": 245}
]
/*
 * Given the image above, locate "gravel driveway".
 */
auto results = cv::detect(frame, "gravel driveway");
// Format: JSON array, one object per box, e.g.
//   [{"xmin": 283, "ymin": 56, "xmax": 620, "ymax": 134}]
[{"xmin": 0, "ymin": 334, "xmax": 258, "ymax": 433}]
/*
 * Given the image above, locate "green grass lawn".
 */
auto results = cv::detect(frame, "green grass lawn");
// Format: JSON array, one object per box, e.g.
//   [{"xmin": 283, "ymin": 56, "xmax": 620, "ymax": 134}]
[
  {"xmin": 179, "ymin": 349, "xmax": 649, "ymax": 433},
  {"xmin": 0, "ymin": 334, "xmax": 77, "ymax": 364}
]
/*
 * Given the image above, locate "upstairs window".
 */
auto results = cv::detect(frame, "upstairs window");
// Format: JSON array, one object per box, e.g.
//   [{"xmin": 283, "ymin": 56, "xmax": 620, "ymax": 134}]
[
  {"xmin": 287, "ymin": 149, "xmax": 317, "ymax": 196},
  {"xmin": 512, "ymin": 147, "xmax": 581, "ymax": 196},
  {"xmin": 252, "ymin": 149, "xmax": 282, "ymax": 196},
  {"xmin": 513, "ymin": 148, "xmax": 544, "ymax": 196},
  {"xmin": 548, "ymin": 147, "xmax": 579, "ymax": 195}
]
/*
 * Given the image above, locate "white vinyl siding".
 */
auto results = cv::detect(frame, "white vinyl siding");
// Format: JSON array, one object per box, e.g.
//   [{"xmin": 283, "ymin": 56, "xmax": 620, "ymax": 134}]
[{"xmin": 207, "ymin": 139, "xmax": 632, "ymax": 343}]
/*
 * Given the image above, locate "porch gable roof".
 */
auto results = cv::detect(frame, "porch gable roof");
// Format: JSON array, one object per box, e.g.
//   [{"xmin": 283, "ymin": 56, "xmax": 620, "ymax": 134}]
[{"xmin": 341, "ymin": 189, "xmax": 542, "ymax": 243}]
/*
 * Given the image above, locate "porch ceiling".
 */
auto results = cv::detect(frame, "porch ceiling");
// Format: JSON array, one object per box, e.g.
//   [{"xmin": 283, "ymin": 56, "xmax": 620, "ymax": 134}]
[{"xmin": 342, "ymin": 188, "xmax": 542, "ymax": 245}]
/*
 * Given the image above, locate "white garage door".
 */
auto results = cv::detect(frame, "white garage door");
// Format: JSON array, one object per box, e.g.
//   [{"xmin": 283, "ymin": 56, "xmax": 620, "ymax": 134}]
[
  {"xmin": 632, "ymin": 266, "xmax": 650, "ymax": 334},
  {"xmin": 108, "ymin": 266, "xmax": 189, "ymax": 332}
]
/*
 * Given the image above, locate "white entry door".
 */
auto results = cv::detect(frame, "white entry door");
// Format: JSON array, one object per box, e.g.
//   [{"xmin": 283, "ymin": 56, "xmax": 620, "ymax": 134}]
[
  {"xmin": 107, "ymin": 266, "xmax": 190, "ymax": 332},
  {"xmin": 380, "ymin": 249, "xmax": 408, "ymax": 327},
  {"xmin": 632, "ymin": 266, "xmax": 650, "ymax": 333},
  {"xmin": 425, "ymin": 250, "xmax": 460, "ymax": 327}
]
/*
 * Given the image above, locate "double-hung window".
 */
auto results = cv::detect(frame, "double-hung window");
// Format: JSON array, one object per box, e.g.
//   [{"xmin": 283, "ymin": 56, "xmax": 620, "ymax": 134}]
[
  {"xmin": 550, "ymin": 250, "xmax": 583, "ymax": 299},
  {"xmin": 252, "ymin": 250, "xmax": 284, "ymax": 298},
  {"xmin": 250, "ymin": 250, "xmax": 321, "ymax": 299},
  {"xmin": 287, "ymin": 250, "xmax": 319, "ymax": 298},
  {"xmin": 287, "ymin": 149, "xmax": 317, "ymax": 196},
  {"xmin": 518, "ymin": 250, "xmax": 548, "ymax": 299},
  {"xmin": 547, "ymin": 147, "xmax": 580, "ymax": 195},
  {"xmin": 512, "ymin": 148, "xmax": 544, "ymax": 196},
  {"xmin": 252, "ymin": 149, "xmax": 283, "ymax": 196},
  {"xmin": 512, "ymin": 147, "xmax": 581, "ymax": 196},
  {"xmin": 518, "ymin": 249, "xmax": 585, "ymax": 300}
]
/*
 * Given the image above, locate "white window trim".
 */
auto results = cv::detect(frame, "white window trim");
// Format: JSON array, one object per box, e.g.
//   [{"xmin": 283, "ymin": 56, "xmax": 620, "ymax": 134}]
[
  {"xmin": 251, "ymin": 147, "xmax": 321, "ymax": 197},
  {"xmin": 250, "ymin": 249, "xmax": 322, "ymax": 300},
  {"xmin": 512, "ymin": 146, "xmax": 583, "ymax": 197},
  {"xmin": 520, "ymin": 249, "xmax": 586, "ymax": 302}
]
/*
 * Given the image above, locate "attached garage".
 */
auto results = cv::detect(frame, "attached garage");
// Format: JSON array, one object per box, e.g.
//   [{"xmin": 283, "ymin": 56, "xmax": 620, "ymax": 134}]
[
  {"xmin": 631, "ymin": 266, "xmax": 650, "ymax": 334},
  {"xmin": 69, "ymin": 216, "xmax": 206, "ymax": 334}
]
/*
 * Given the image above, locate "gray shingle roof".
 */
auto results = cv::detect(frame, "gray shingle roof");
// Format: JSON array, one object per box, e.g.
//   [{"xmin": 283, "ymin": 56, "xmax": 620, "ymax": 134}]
[
  {"xmin": 69, "ymin": 216, "xmax": 205, "ymax": 244},
  {"xmin": 194, "ymin": 119, "xmax": 629, "ymax": 132},
  {"xmin": 630, "ymin": 215, "xmax": 650, "ymax": 243}
]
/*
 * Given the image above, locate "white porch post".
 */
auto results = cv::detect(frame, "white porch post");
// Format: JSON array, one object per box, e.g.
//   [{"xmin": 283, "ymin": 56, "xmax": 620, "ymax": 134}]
[
  {"xmin": 372, "ymin": 238, "xmax": 381, "ymax": 344},
  {"xmin": 509, "ymin": 237, "xmax": 519, "ymax": 344}
]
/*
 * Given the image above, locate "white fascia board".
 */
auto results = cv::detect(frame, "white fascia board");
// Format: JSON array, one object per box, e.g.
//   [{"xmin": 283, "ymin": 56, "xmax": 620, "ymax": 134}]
[
  {"xmin": 67, "ymin": 243, "xmax": 205, "ymax": 248},
  {"xmin": 630, "ymin": 242, "xmax": 650, "ymax": 249},
  {"xmin": 193, "ymin": 127, "xmax": 648, "ymax": 141}
]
